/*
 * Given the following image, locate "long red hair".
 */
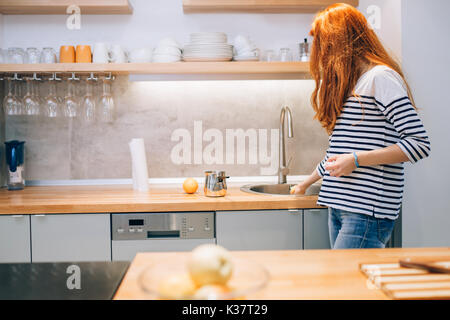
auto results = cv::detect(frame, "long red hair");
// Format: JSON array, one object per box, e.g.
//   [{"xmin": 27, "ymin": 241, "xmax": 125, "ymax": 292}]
[{"xmin": 309, "ymin": 3, "xmax": 415, "ymax": 134}]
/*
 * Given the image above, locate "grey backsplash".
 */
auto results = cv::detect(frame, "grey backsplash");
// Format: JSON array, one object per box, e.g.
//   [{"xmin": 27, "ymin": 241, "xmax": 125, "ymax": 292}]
[
  {"xmin": 3, "ymin": 77, "xmax": 329, "ymax": 180},
  {"xmin": 0, "ymin": 83, "xmax": 5, "ymax": 185}
]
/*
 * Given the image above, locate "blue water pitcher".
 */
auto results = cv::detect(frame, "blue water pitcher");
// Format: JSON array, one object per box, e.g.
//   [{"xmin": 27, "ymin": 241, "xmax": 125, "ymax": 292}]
[{"xmin": 5, "ymin": 140, "xmax": 25, "ymax": 190}]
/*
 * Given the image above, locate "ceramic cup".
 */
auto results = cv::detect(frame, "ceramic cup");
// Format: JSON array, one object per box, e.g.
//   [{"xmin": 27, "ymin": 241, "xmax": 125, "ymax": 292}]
[
  {"xmin": 236, "ymin": 48, "xmax": 260, "ymax": 57},
  {"xmin": 92, "ymin": 43, "xmax": 111, "ymax": 63},
  {"xmin": 59, "ymin": 45, "xmax": 75, "ymax": 63},
  {"xmin": 76, "ymin": 45, "xmax": 92, "ymax": 63},
  {"xmin": 129, "ymin": 48, "xmax": 152, "ymax": 63},
  {"xmin": 110, "ymin": 44, "xmax": 128, "ymax": 63},
  {"xmin": 233, "ymin": 35, "xmax": 255, "ymax": 52}
]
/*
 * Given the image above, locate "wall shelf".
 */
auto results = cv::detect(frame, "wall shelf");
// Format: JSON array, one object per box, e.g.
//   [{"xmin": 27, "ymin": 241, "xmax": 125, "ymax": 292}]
[
  {"xmin": 182, "ymin": 0, "xmax": 359, "ymax": 13},
  {"xmin": 0, "ymin": 62, "xmax": 311, "ymax": 80},
  {"xmin": 0, "ymin": 0, "xmax": 133, "ymax": 15}
]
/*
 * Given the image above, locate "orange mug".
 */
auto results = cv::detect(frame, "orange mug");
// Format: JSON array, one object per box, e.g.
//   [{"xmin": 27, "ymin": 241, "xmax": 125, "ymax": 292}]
[
  {"xmin": 76, "ymin": 45, "xmax": 92, "ymax": 63},
  {"xmin": 59, "ymin": 45, "xmax": 75, "ymax": 63}
]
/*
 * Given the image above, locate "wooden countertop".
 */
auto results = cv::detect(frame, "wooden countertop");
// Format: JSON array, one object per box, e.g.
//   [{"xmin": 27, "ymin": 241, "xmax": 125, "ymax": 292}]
[
  {"xmin": 0, "ymin": 185, "xmax": 321, "ymax": 214},
  {"xmin": 114, "ymin": 247, "xmax": 450, "ymax": 300}
]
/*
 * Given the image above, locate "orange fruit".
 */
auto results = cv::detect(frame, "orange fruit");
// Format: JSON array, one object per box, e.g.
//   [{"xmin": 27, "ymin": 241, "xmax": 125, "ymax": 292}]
[
  {"xmin": 158, "ymin": 273, "xmax": 197, "ymax": 299},
  {"xmin": 183, "ymin": 178, "xmax": 198, "ymax": 194}
]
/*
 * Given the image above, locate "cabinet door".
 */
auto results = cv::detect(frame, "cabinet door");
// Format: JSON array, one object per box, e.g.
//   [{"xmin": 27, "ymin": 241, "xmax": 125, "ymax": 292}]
[
  {"xmin": 31, "ymin": 214, "xmax": 111, "ymax": 262},
  {"xmin": 216, "ymin": 210, "xmax": 302, "ymax": 251},
  {"xmin": 0, "ymin": 215, "xmax": 31, "ymax": 263},
  {"xmin": 112, "ymin": 238, "xmax": 216, "ymax": 261},
  {"xmin": 303, "ymin": 209, "xmax": 331, "ymax": 250}
]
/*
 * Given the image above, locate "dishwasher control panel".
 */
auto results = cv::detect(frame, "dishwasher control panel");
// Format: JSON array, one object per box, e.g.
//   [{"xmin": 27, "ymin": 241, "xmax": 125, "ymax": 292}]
[{"xmin": 111, "ymin": 212, "xmax": 215, "ymax": 240}]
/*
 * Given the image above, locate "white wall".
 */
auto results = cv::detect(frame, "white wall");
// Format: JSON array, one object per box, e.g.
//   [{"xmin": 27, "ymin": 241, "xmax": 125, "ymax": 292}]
[
  {"xmin": 358, "ymin": 0, "xmax": 402, "ymax": 61},
  {"xmin": 1, "ymin": 0, "xmax": 314, "ymax": 58},
  {"xmin": 0, "ymin": 13, "xmax": 3, "ymax": 46},
  {"xmin": 1, "ymin": 0, "xmax": 399, "ymax": 60},
  {"xmin": 401, "ymin": 0, "xmax": 450, "ymax": 247}
]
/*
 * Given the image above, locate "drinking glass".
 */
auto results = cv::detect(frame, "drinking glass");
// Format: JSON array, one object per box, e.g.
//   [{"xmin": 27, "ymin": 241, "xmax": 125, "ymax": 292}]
[
  {"xmin": 63, "ymin": 79, "xmax": 79, "ymax": 118},
  {"xmin": 81, "ymin": 79, "xmax": 96, "ymax": 122},
  {"xmin": 0, "ymin": 49, "xmax": 5, "ymax": 63},
  {"xmin": 262, "ymin": 50, "xmax": 278, "ymax": 62},
  {"xmin": 7, "ymin": 47, "xmax": 25, "ymax": 64},
  {"xmin": 43, "ymin": 79, "xmax": 61, "ymax": 118},
  {"xmin": 23, "ymin": 78, "xmax": 41, "ymax": 116},
  {"xmin": 40, "ymin": 47, "xmax": 57, "ymax": 63},
  {"xmin": 3, "ymin": 79, "xmax": 22, "ymax": 116},
  {"xmin": 98, "ymin": 79, "xmax": 115, "ymax": 123},
  {"xmin": 279, "ymin": 48, "xmax": 293, "ymax": 62},
  {"xmin": 25, "ymin": 47, "xmax": 41, "ymax": 64}
]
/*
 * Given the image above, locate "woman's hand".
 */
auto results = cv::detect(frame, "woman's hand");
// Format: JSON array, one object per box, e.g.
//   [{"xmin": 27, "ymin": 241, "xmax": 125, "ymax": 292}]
[
  {"xmin": 290, "ymin": 182, "xmax": 308, "ymax": 195},
  {"xmin": 290, "ymin": 168, "xmax": 322, "ymax": 195},
  {"xmin": 325, "ymin": 154, "xmax": 357, "ymax": 177}
]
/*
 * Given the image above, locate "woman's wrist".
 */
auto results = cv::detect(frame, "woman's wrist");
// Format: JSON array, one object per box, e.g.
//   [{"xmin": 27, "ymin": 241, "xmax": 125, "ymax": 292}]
[
  {"xmin": 355, "ymin": 151, "xmax": 368, "ymax": 167},
  {"xmin": 353, "ymin": 152, "xmax": 360, "ymax": 168}
]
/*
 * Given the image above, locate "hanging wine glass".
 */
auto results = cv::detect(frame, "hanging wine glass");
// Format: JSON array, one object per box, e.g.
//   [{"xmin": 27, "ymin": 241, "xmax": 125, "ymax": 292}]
[
  {"xmin": 63, "ymin": 76, "xmax": 79, "ymax": 118},
  {"xmin": 23, "ymin": 76, "xmax": 41, "ymax": 116},
  {"xmin": 3, "ymin": 76, "xmax": 23, "ymax": 116},
  {"xmin": 43, "ymin": 74, "xmax": 61, "ymax": 118},
  {"xmin": 81, "ymin": 76, "xmax": 96, "ymax": 123},
  {"xmin": 97, "ymin": 77, "xmax": 115, "ymax": 123},
  {"xmin": 3, "ymin": 78, "xmax": 19, "ymax": 116}
]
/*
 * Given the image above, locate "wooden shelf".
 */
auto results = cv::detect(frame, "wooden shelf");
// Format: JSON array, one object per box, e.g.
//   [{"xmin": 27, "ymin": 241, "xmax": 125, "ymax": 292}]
[
  {"xmin": 0, "ymin": 62, "xmax": 311, "ymax": 80},
  {"xmin": 0, "ymin": 0, "xmax": 133, "ymax": 15},
  {"xmin": 182, "ymin": 0, "xmax": 359, "ymax": 13}
]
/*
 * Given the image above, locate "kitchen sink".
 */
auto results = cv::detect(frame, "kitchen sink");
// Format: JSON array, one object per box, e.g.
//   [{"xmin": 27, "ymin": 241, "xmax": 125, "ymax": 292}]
[{"xmin": 240, "ymin": 183, "xmax": 321, "ymax": 196}]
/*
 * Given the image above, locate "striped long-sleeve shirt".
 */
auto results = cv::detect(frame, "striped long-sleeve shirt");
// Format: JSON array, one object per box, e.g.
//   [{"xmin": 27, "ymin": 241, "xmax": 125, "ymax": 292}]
[{"xmin": 316, "ymin": 65, "xmax": 431, "ymax": 220}]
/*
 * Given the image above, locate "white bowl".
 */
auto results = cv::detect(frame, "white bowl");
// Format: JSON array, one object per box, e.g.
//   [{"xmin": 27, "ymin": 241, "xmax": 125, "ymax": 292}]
[
  {"xmin": 153, "ymin": 46, "xmax": 181, "ymax": 56},
  {"xmin": 129, "ymin": 48, "xmax": 152, "ymax": 63},
  {"xmin": 152, "ymin": 54, "xmax": 181, "ymax": 63}
]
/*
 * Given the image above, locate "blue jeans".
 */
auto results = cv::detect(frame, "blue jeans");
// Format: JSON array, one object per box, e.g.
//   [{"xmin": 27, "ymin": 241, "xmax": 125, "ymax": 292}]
[{"xmin": 328, "ymin": 208, "xmax": 395, "ymax": 249}]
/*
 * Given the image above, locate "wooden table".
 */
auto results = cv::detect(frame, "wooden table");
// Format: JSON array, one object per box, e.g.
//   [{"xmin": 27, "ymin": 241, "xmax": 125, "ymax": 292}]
[
  {"xmin": 114, "ymin": 247, "xmax": 450, "ymax": 300},
  {"xmin": 0, "ymin": 185, "xmax": 321, "ymax": 214}
]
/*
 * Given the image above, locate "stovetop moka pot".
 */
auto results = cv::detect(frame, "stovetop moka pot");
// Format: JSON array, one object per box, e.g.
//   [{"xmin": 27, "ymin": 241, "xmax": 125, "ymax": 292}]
[{"xmin": 204, "ymin": 171, "xmax": 229, "ymax": 197}]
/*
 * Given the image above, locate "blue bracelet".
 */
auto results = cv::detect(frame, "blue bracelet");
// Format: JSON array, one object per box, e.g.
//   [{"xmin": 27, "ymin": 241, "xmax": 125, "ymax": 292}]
[{"xmin": 353, "ymin": 152, "xmax": 360, "ymax": 168}]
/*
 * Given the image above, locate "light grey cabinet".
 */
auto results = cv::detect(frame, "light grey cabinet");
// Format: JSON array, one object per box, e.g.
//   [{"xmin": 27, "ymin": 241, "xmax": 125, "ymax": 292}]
[
  {"xmin": 303, "ymin": 209, "xmax": 331, "ymax": 250},
  {"xmin": 216, "ymin": 210, "xmax": 303, "ymax": 250},
  {"xmin": 112, "ymin": 238, "xmax": 216, "ymax": 261},
  {"xmin": 0, "ymin": 215, "xmax": 31, "ymax": 263},
  {"xmin": 31, "ymin": 214, "xmax": 111, "ymax": 262}
]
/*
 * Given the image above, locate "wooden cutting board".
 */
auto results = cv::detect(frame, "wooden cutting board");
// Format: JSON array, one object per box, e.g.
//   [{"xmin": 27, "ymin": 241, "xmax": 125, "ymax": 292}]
[{"xmin": 360, "ymin": 257, "xmax": 450, "ymax": 300}]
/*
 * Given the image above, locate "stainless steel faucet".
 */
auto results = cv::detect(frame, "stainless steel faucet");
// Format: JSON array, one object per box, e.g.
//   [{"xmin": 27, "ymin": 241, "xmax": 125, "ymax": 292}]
[{"xmin": 278, "ymin": 106, "xmax": 294, "ymax": 184}]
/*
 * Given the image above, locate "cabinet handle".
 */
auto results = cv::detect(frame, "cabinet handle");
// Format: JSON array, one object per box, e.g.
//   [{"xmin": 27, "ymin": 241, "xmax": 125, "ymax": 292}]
[
  {"xmin": 34, "ymin": 214, "xmax": 46, "ymax": 217},
  {"xmin": 12, "ymin": 215, "xmax": 24, "ymax": 218},
  {"xmin": 308, "ymin": 209, "xmax": 322, "ymax": 213}
]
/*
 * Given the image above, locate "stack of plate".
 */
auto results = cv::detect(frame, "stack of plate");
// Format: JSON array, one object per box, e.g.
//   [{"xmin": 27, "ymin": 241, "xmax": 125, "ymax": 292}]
[{"xmin": 183, "ymin": 32, "xmax": 233, "ymax": 62}]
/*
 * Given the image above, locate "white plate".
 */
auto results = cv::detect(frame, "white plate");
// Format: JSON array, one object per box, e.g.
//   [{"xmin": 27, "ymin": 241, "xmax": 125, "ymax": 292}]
[
  {"xmin": 183, "ymin": 55, "xmax": 233, "ymax": 59},
  {"xmin": 182, "ymin": 56, "xmax": 232, "ymax": 62},
  {"xmin": 183, "ymin": 51, "xmax": 233, "ymax": 56},
  {"xmin": 184, "ymin": 44, "xmax": 232, "ymax": 49},
  {"xmin": 190, "ymin": 32, "xmax": 227, "ymax": 43},
  {"xmin": 233, "ymin": 55, "xmax": 260, "ymax": 61},
  {"xmin": 183, "ymin": 52, "xmax": 233, "ymax": 56},
  {"xmin": 184, "ymin": 51, "xmax": 233, "ymax": 56}
]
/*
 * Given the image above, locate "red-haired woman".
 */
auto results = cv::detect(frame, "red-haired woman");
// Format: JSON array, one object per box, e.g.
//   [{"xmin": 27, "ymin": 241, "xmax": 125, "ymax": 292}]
[{"xmin": 292, "ymin": 3, "xmax": 430, "ymax": 249}]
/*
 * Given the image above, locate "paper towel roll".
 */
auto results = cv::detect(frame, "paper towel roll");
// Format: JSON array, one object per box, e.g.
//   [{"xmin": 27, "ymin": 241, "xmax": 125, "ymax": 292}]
[{"xmin": 129, "ymin": 138, "xmax": 149, "ymax": 192}]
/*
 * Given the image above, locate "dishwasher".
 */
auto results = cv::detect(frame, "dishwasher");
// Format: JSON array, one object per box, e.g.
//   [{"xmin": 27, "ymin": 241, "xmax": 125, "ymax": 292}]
[{"xmin": 111, "ymin": 212, "xmax": 216, "ymax": 261}]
